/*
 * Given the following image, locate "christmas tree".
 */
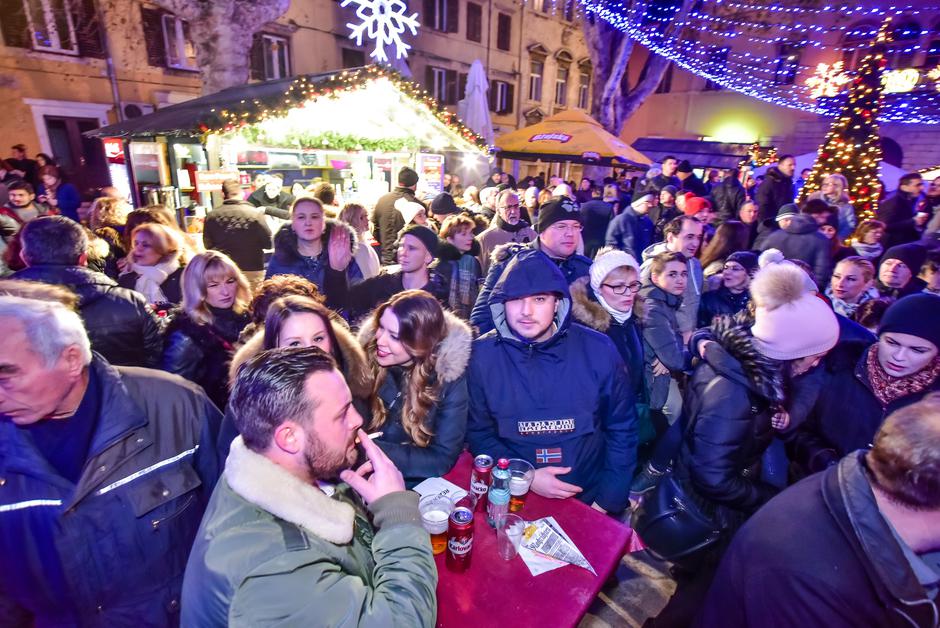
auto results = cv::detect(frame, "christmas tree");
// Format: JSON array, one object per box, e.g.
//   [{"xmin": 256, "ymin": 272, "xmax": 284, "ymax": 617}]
[{"xmin": 799, "ymin": 20, "xmax": 890, "ymax": 223}]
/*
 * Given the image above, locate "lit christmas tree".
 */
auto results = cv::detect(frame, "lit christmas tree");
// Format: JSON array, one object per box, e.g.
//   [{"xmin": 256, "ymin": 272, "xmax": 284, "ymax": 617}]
[{"xmin": 799, "ymin": 20, "xmax": 891, "ymax": 223}]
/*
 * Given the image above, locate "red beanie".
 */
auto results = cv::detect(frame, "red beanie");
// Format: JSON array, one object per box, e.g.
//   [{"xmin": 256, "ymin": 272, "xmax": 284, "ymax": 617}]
[{"xmin": 683, "ymin": 196, "xmax": 711, "ymax": 216}]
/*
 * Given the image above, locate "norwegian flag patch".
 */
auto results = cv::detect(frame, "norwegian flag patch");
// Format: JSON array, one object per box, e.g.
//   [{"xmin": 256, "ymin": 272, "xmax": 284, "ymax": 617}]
[{"xmin": 535, "ymin": 448, "xmax": 563, "ymax": 464}]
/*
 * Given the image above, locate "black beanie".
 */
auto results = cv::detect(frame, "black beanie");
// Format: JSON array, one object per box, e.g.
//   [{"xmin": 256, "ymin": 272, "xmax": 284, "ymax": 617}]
[
  {"xmin": 878, "ymin": 293, "xmax": 940, "ymax": 349},
  {"xmin": 882, "ymin": 243, "xmax": 928, "ymax": 273},
  {"xmin": 677, "ymin": 160, "xmax": 694, "ymax": 174},
  {"xmin": 430, "ymin": 192, "xmax": 459, "ymax": 216},
  {"xmin": 726, "ymin": 251, "xmax": 759, "ymax": 275},
  {"xmin": 535, "ymin": 197, "xmax": 582, "ymax": 233},
  {"xmin": 398, "ymin": 224, "xmax": 439, "ymax": 256},
  {"xmin": 398, "ymin": 167, "xmax": 419, "ymax": 188}
]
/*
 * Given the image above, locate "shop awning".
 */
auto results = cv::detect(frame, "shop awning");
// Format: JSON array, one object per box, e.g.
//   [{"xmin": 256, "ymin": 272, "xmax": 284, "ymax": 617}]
[
  {"xmin": 88, "ymin": 66, "xmax": 486, "ymax": 154},
  {"xmin": 494, "ymin": 110, "xmax": 651, "ymax": 169},
  {"xmin": 629, "ymin": 138, "xmax": 758, "ymax": 170}
]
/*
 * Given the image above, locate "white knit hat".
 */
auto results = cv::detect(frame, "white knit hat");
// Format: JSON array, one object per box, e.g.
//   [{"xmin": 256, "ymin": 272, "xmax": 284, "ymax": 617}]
[
  {"xmin": 394, "ymin": 197, "xmax": 426, "ymax": 225},
  {"xmin": 632, "ymin": 194, "xmax": 654, "ymax": 210},
  {"xmin": 749, "ymin": 263, "xmax": 839, "ymax": 360},
  {"xmin": 590, "ymin": 248, "xmax": 641, "ymax": 293}
]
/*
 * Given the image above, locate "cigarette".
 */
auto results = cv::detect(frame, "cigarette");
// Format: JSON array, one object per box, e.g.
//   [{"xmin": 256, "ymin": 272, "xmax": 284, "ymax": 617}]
[{"xmin": 355, "ymin": 432, "xmax": 383, "ymax": 444}]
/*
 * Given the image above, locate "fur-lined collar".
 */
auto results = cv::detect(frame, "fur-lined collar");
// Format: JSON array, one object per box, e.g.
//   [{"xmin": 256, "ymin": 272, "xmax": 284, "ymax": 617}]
[
  {"xmin": 225, "ymin": 436, "xmax": 355, "ymax": 544},
  {"xmin": 709, "ymin": 313, "xmax": 785, "ymax": 403},
  {"xmin": 272, "ymin": 218, "xmax": 358, "ymax": 265},
  {"xmin": 228, "ymin": 321, "xmax": 373, "ymax": 400},
  {"xmin": 357, "ymin": 309, "xmax": 472, "ymax": 384}
]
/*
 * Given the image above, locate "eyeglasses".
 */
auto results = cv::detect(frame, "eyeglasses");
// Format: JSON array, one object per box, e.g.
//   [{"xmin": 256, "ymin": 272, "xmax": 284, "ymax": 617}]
[{"xmin": 601, "ymin": 281, "xmax": 642, "ymax": 295}]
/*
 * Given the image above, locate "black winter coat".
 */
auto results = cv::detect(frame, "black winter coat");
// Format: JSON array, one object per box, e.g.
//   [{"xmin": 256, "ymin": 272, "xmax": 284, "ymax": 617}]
[
  {"xmin": 12, "ymin": 265, "xmax": 163, "ymax": 368},
  {"xmin": 118, "ymin": 265, "xmax": 185, "ymax": 312},
  {"xmin": 674, "ymin": 318, "xmax": 783, "ymax": 533},
  {"xmin": 0, "ymin": 356, "xmax": 222, "ymax": 626},
  {"xmin": 579, "ymin": 199, "xmax": 614, "ymax": 257},
  {"xmin": 697, "ymin": 453, "xmax": 940, "ymax": 628},
  {"xmin": 711, "ymin": 178, "xmax": 747, "ymax": 223},
  {"xmin": 755, "ymin": 166, "xmax": 794, "ymax": 224},
  {"xmin": 203, "ymin": 199, "xmax": 272, "ymax": 272},
  {"xmin": 698, "ymin": 286, "xmax": 750, "ymax": 328},
  {"xmin": 161, "ymin": 307, "xmax": 249, "ymax": 410},
  {"xmin": 785, "ymin": 342, "xmax": 940, "ymax": 474},
  {"xmin": 758, "ymin": 214, "xmax": 832, "ymax": 285},
  {"xmin": 679, "ymin": 173, "xmax": 708, "ymax": 197},
  {"xmin": 877, "ymin": 190, "xmax": 920, "ymax": 249},
  {"xmin": 633, "ymin": 174, "xmax": 680, "ymax": 201},
  {"xmin": 372, "ymin": 186, "xmax": 421, "ymax": 264},
  {"xmin": 341, "ymin": 268, "xmax": 451, "ymax": 325}
]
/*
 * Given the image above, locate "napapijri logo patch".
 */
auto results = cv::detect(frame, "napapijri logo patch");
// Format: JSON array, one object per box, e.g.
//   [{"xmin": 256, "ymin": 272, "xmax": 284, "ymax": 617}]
[{"xmin": 517, "ymin": 418, "xmax": 576, "ymax": 435}]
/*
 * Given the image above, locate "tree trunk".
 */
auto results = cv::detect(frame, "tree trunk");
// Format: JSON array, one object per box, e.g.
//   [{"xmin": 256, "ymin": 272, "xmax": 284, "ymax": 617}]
[{"xmin": 152, "ymin": 0, "xmax": 291, "ymax": 95}]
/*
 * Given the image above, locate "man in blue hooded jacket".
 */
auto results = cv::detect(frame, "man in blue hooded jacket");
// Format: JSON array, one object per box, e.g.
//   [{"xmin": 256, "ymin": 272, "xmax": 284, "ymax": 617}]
[{"xmin": 466, "ymin": 249, "xmax": 638, "ymax": 513}]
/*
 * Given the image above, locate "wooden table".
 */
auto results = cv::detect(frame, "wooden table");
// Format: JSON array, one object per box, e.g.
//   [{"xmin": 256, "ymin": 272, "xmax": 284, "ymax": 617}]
[{"xmin": 434, "ymin": 452, "xmax": 634, "ymax": 628}]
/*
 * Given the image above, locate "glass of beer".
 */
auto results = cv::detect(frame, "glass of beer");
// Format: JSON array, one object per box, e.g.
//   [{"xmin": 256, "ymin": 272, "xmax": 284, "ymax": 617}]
[
  {"xmin": 507, "ymin": 459, "xmax": 535, "ymax": 513},
  {"xmin": 419, "ymin": 494, "xmax": 454, "ymax": 555}
]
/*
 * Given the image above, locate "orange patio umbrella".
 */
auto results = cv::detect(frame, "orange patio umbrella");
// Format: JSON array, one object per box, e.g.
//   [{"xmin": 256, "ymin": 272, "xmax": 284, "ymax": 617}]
[{"xmin": 494, "ymin": 109, "xmax": 651, "ymax": 169}]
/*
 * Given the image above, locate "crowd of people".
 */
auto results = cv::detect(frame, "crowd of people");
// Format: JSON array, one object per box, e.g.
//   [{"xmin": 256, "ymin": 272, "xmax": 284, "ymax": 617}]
[{"xmin": 1, "ymin": 145, "xmax": 939, "ymax": 627}]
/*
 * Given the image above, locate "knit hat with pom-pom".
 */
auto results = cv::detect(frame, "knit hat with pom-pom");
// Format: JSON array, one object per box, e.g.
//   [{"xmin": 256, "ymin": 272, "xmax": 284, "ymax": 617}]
[{"xmin": 749, "ymin": 262, "xmax": 839, "ymax": 360}]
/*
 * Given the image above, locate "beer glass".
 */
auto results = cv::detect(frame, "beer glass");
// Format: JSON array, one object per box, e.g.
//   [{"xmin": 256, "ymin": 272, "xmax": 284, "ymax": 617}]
[
  {"xmin": 507, "ymin": 459, "xmax": 535, "ymax": 513},
  {"xmin": 495, "ymin": 514, "xmax": 526, "ymax": 560},
  {"xmin": 419, "ymin": 494, "xmax": 454, "ymax": 555}
]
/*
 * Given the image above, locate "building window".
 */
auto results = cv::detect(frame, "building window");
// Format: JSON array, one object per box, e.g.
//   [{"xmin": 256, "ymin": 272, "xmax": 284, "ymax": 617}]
[
  {"xmin": 773, "ymin": 43, "xmax": 802, "ymax": 85},
  {"xmin": 925, "ymin": 23, "xmax": 940, "ymax": 68},
  {"xmin": 466, "ymin": 2, "xmax": 482, "ymax": 42},
  {"xmin": 251, "ymin": 34, "xmax": 290, "ymax": 80},
  {"xmin": 529, "ymin": 59, "xmax": 544, "ymax": 101},
  {"xmin": 532, "ymin": 0, "xmax": 551, "ymax": 13},
  {"xmin": 554, "ymin": 65, "xmax": 569, "ymax": 106},
  {"xmin": 161, "ymin": 14, "xmax": 197, "ymax": 70},
  {"xmin": 496, "ymin": 13, "xmax": 511, "ymax": 51},
  {"xmin": 341, "ymin": 47, "xmax": 366, "ymax": 69},
  {"xmin": 23, "ymin": 0, "xmax": 78, "ymax": 54},
  {"xmin": 887, "ymin": 19, "xmax": 921, "ymax": 69},
  {"xmin": 490, "ymin": 80, "xmax": 514, "ymax": 114},
  {"xmin": 841, "ymin": 22, "xmax": 877, "ymax": 71},
  {"xmin": 423, "ymin": 0, "xmax": 458, "ymax": 33},
  {"xmin": 655, "ymin": 62, "xmax": 673, "ymax": 93},
  {"xmin": 426, "ymin": 66, "xmax": 458, "ymax": 105},
  {"xmin": 704, "ymin": 47, "xmax": 728, "ymax": 91},
  {"xmin": 578, "ymin": 70, "xmax": 590, "ymax": 108}
]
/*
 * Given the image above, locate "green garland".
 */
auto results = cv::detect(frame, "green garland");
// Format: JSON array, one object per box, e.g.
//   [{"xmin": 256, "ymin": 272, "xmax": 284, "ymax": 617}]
[{"xmin": 236, "ymin": 125, "xmax": 419, "ymax": 152}]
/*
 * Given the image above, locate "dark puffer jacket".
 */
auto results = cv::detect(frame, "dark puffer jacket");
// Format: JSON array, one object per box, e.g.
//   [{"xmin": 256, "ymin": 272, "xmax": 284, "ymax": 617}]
[
  {"xmin": 203, "ymin": 199, "xmax": 272, "ymax": 272},
  {"xmin": 372, "ymin": 187, "xmax": 422, "ymax": 264},
  {"xmin": 674, "ymin": 316, "xmax": 784, "ymax": 533},
  {"xmin": 758, "ymin": 214, "xmax": 832, "ymax": 285},
  {"xmin": 12, "ymin": 264, "xmax": 163, "ymax": 367},
  {"xmin": 711, "ymin": 177, "xmax": 747, "ymax": 223},
  {"xmin": 161, "ymin": 307, "xmax": 249, "ymax": 410},
  {"xmin": 755, "ymin": 166, "xmax": 794, "ymax": 224},
  {"xmin": 698, "ymin": 286, "xmax": 750, "ymax": 328},
  {"xmin": 467, "ymin": 249, "xmax": 638, "ymax": 512},
  {"xmin": 470, "ymin": 240, "xmax": 592, "ymax": 335}
]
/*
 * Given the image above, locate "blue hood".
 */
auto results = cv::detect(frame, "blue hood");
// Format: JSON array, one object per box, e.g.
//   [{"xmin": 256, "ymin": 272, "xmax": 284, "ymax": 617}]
[{"xmin": 487, "ymin": 248, "xmax": 572, "ymax": 341}]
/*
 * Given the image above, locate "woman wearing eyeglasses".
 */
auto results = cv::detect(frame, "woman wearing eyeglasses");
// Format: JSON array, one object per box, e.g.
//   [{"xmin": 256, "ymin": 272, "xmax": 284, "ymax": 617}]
[{"xmin": 698, "ymin": 251, "xmax": 759, "ymax": 328}]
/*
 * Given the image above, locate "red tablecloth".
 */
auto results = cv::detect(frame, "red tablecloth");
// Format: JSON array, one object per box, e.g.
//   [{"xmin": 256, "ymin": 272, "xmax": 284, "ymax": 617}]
[{"xmin": 434, "ymin": 452, "xmax": 634, "ymax": 628}]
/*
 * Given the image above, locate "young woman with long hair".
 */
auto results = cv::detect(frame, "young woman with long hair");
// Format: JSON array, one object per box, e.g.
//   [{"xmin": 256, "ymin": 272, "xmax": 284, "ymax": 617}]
[
  {"xmin": 358, "ymin": 289, "xmax": 472, "ymax": 485},
  {"xmin": 162, "ymin": 251, "xmax": 251, "ymax": 409}
]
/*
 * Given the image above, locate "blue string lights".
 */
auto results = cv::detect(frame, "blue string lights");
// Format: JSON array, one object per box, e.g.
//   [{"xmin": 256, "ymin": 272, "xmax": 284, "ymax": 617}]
[{"xmin": 576, "ymin": 0, "xmax": 940, "ymax": 124}]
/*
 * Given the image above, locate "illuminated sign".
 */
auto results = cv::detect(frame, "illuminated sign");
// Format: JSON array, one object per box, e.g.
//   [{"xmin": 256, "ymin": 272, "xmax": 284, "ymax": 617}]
[
  {"xmin": 529, "ymin": 133, "xmax": 572, "ymax": 143},
  {"xmin": 103, "ymin": 138, "xmax": 125, "ymax": 164}
]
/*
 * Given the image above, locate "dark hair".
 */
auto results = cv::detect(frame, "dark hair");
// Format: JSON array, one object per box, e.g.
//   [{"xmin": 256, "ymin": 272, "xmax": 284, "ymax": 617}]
[
  {"xmin": 802, "ymin": 198, "xmax": 835, "ymax": 216},
  {"xmin": 36, "ymin": 153, "xmax": 56, "ymax": 166},
  {"xmin": 263, "ymin": 295, "xmax": 343, "ymax": 366},
  {"xmin": 8, "ymin": 180, "xmax": 34, "ymax": 195},
  {"xmin": 922, "ymin": 250, "xmax": 940, "ymax": 274},
  {"xmin": 663, "ymin": 215, "xmax": 700, "ymax": 239},
  {"xmin": 867, "ymin": 393, "xmax": 940, "ymax": 509},
  {"xmin": 699, "ymin": 221, "xmax": 749, "ymax": 269},
  {"xmin": 229, "ymin": 346, "xmax": 338, "ymax": 452},
  {"xmin": 650, "ymin": 251, "xmax": 687, "ymax": 277},
  {"xmin": 856, "ymin": 297, "xmax": 894, "ymax": 330},
  {"xmin": 21, "ymin": 216, "xmax": 87, "ymax": 266},
  {"xmin": 309, "ymin": 181, "xmax": 336, "ymax": 206},
  {"xmin": 249, "ymin": 275, "xmax": 324, "ymax": 325},
  {"xmin": 899, "ymin": 172, "xmax": 923, "ymax": 187},
  {"xmin": 663, "ymin": 155, "xmax": 677, "ymax": 163},
  {"xmin": 779, "ymin": 154, "xmax": 795, "ymax": 163},
  {"xmin": 221, "ymin": 179, "xmax": 242, "ymax": 199}
]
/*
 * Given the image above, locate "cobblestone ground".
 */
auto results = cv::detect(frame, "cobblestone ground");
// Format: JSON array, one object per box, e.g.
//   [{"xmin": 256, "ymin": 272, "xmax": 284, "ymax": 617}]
[{"xmin": 579, "ymin": 551, "xmax": 677, "ymax": 627}]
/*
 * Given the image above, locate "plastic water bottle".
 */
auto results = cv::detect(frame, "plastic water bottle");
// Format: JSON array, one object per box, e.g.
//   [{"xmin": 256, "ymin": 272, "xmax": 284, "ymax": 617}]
[{"xmin": 487, "ymin": 458, "xmax": 511, "ymax": 528}]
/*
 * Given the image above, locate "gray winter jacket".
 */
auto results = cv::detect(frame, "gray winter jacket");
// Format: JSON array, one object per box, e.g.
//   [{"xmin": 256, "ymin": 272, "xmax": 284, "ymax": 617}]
[
  {"xmin": 640, "ymin": 242, "xmax": 703, "ymax": 334},
  {"xmin": 640, "ymin": 283, "xmax": 691, "ymax": 409}
]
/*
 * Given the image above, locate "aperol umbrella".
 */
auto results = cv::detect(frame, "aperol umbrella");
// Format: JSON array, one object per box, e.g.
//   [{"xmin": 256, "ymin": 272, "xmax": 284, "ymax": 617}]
[{"xmin": 494, "ymin": 109, "xmax": 651, "ymax": 169}]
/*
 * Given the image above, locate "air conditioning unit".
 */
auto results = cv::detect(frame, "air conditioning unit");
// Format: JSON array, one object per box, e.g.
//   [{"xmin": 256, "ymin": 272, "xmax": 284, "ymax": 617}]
[{"xmin": 121, "ymin": 102, "xmax": 155, "ymax": 119}]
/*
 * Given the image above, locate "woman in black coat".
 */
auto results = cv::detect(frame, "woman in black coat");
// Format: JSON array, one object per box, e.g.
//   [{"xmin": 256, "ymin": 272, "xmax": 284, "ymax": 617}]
[{"xmin": 162, "ymin": 251, "xmax": 250, "ymax": 409}]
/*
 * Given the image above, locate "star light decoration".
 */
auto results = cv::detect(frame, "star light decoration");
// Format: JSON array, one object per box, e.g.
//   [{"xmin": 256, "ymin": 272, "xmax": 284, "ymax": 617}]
[
  {"xmin": 805, "ymin": 62, "xmax": 852, "ymax": 99},
  {"xmin": 340, "ymin": 0, "xmax": 419, "ymax": 63}
]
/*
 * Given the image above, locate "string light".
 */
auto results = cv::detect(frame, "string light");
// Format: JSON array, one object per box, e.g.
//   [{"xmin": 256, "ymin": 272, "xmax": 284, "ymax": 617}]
[{"xmin": 798, "ymin": 19, "xmax": 890, "ymax": 225}]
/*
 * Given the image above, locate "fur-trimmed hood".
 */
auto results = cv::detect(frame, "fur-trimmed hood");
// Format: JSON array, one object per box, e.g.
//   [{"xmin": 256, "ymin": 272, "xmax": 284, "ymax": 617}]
[
  {"xmin": 569, "ymin": 275, "xmax": 644, "ymax": 333},
  {"xmin": 356, "ymin": 308, "xmax": 472, "ymax": 384},
  {"xmin": 271, "ymin": 218, "xmax": 358, "ymax": 266},
  {"xmin": 225, "ymin": 436, "xmax": 355, "ymax": 544},
  {"xmin": 708, "ymin": 313, "xmax": 785, "ymax": 403},
  {"xmin": 228, "ymin": 317, "xmax": 373, "ymax": 400}
]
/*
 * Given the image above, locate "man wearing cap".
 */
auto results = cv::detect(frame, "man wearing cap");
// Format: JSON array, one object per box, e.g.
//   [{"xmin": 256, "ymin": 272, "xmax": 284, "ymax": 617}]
[
  {"xmin": 877, "ymin": 243, "xmax": 929, "ymax": 298},
  {"xmin": 467, "ymin": 249, "xmax": 638, "ymax": 514},
  {"xmin": 373, "ymin": 167, "xmax": 423, "ymax": 265},
  {"xmin": 204, "ymin": 180, "xmax": 273, "ymax": 288},
  {"xmin": 477, "ymin": 189, "xmax": 537, "ymax": 274},
  {"xmin": 605, "ymin": 193, "xmax": 655, "ymax": 259},
  {"xmin": 471, "ymin": 197, "xmax": 592, "ymax": 335},
  {"xmin": 342, "ymin": 224, "xmax": 449, "ymax": 321},
  {"xmin": 675, "ymin": 160, "xmax": 708, "ymax": 197},
  {"xmin": 428, "ymin": 192, "xmax": 459, "ymax": 231},
  {"xmin": 757, "ymin": 203, "xmax": 832, "ymax": 286}
]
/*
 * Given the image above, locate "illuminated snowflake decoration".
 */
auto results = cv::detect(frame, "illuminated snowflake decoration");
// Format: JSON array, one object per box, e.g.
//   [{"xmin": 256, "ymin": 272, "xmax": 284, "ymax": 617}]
[
  {"xmin": 929, "ymin": 66, "xmax": 940, "ymax": 92},
  {"xmin": 805, "ymin": 62, "xmax": 852, "ymax": 99},
  {"xmin": 340, "ymin": 0, "xmax": 419, "ymax": 63}
]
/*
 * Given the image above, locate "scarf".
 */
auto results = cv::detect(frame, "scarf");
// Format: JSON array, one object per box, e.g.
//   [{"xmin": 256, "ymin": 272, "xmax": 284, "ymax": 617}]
[
  {"xmin": 825, "ymin": 285, "xmax": 878, "ymax": 319},
  {"xmin": 494, "ymin": 215, "xmax": 529, "ymax": 233},
  {"xmin": 130, "ymin": 258, "xmax": 180, "ymax": 304},
  {"xmin": 851, "ymin": 240, "xmax": 884, "ymax": 261},
  {"xmin": 596, "ymin": 291, "xmax": 633, "ymax": 324},
  {"xmin": 866, "ymin": 344, "xmax": 940, "ymax": 408}
]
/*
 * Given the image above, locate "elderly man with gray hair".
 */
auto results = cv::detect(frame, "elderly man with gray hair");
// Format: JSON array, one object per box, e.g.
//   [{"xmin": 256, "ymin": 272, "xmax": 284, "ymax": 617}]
[{"xmin": 0, "ymin": 295, "xmax": 221, "ymax": 625}]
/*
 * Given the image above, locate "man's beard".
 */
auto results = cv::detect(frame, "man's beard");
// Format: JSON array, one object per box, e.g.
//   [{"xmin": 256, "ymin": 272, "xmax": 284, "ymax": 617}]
[{"xmin": 303, "ymin": 431, "xmax": 357, "ymax": 482}]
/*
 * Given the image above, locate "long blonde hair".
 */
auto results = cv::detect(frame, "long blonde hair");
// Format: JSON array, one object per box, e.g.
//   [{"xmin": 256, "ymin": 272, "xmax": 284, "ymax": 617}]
[
  {"xmin": 181, "ymin": 251, "xmax": 251, "ymax": 325},
  {"xmin": 366, "ymin": 290, "xmax": 447, "ymax": 447}
]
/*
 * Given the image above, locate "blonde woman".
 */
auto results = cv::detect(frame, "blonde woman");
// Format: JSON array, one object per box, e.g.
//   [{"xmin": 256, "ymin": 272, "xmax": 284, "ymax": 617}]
[
  {"xmin": 118, "ymin": 223, "xmax": 188, "ymax": 308},
  {"xmin": 339, "ymin": 202, "xmax": 380, "ymax": 279},
  {"xmin": 808, "ymin": 173, "xmax": 855, "ymax": 239},
  {"xmin": 162, "ymin": 250, "xmax": 251, "ymax": 409},
  {"xmin": 89, "ymin": 196, "xmax": 132, "ymax": 278}
]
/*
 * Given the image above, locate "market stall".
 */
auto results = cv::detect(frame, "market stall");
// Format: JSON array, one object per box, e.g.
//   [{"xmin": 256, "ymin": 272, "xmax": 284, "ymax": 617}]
[
  {"xmin": 88, "ymin": 65, "xmax": 487, "ymax": 214},
  {"xmin": 493, "ymin": 109, "xmax": 651, "ymax": 181}
]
